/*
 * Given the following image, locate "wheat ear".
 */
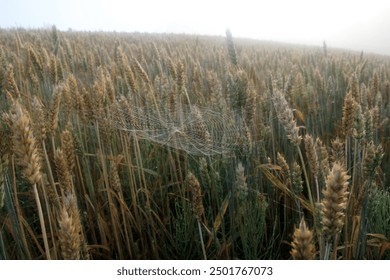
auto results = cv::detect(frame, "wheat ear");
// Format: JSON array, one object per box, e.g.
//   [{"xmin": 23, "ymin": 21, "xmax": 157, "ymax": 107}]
[
  {"xmin": 187, "ymin": 172, "xmax": 206, "ymax": 260},
  {"xmin": 58, "ymin": 205, "xmax": 81, "ymax": 260},
  {"xmin": 321, "ymin": 163, "xmax": 350, "ymax": 259},
  {"xmin": 290, "ymin": 217, "xmax": 315, "ymax": 260},
  {"xmin": 9, "ymin": 102, "xmax": 52, "ymax": 259}
]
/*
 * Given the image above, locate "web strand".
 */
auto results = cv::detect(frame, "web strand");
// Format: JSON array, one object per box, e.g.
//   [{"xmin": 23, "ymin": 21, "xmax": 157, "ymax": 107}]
[{"xmin": 95, "ymin": 103, "xmax": 245, "ymax": 156}]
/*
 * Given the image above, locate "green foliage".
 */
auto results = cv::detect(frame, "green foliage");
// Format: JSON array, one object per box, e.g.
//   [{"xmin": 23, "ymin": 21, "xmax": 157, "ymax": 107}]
[{"xmin": 367, "ymin": 189, "xmax": 390, "ymax": 259}]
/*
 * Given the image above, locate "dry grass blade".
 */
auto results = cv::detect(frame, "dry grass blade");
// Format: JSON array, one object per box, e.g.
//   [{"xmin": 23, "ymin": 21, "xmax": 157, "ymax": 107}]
[{"xmin": 260, "ymin": 164, "xmax": 314, "ymax": 214}]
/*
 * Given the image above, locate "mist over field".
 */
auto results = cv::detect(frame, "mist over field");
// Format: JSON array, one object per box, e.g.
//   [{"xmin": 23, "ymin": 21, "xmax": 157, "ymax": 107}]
[{"xmin": 1, "ymin": 0, "xmax": 390, "ymax": 56}]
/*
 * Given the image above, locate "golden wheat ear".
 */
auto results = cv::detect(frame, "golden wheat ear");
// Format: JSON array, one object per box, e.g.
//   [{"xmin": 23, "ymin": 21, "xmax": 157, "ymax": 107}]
[
  {"xmin": 186, "ymin": 172, "xmax": 207, "ymax": 260},
  {"xmin": 290, "ymin": 217, "xmax": 315, "ymax": 260},
  {"xmin": 187, "ymin": 172, "xmax": 204, "ymax": 219},
  {"xmin": 58, "ymin": 205, "xmax": 81, "ymax": 260},
  {"xmin": 321, "ymin": 163, "xmax": 350, "ymax": 240},
  {"xmin": 9, "ymin": 101, "xmax": 42, "ymax": 185}
]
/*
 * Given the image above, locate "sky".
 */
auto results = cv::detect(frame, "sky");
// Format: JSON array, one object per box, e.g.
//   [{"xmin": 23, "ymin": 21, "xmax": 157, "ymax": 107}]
[{"xmin": 1, "ymin": 0, "xmax": 390, "ymax": 56}]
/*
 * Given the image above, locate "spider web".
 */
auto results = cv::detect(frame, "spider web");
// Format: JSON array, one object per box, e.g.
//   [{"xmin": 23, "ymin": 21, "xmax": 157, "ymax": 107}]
[{"xmin": 102, "ymin": 102, "xmax": 243, "ymax": 156}]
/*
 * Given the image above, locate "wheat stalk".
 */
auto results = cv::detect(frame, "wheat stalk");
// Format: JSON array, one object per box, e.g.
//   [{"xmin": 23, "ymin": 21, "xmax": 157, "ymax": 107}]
[
  {"xmin": 48, "ymin": 84, "xmax": 63, "ymax": 135},
  {"xmin": 5, "ymin": 65, "xmax": 20, "ymax": 98},
  {"xmin": 342, "ymin": 91, "xmax": 355, "ymax": 137},
  {"xmin": 225, "ymin": 29, "xmax": 238, "ymax": 66},
  {"xmin": 8, "ymin": 101, "xmax": 52, "ymax": 259},
  {"xmin": 55, "ymin": 148, "xmax": 73, "ymax": 195},
  {"xmin": 304, "ymin": 134, "xmax": 320, "ymax": 201},
  {"xmin": 60, "ymin": 129, "xmax": 76, "ymax": 172},
  {"xmin": 272, "ymin": 87, "xmax": 301, "ymax": 146}
]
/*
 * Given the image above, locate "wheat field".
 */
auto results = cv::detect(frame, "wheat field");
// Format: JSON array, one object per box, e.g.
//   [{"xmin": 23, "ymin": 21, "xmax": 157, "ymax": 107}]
[{"xmin": 0, "ymin": 27, "xmax": 389, "ymax": 259}]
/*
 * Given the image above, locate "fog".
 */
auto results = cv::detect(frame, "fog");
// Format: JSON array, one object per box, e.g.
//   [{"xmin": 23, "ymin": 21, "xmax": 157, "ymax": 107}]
[{"xmin": 1, "ymin": 0, "xmax": 390, "ymax": 56}]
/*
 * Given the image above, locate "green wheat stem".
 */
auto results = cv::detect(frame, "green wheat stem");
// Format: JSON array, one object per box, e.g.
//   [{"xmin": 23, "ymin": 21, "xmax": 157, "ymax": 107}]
[{"xmin": 197, "ymin": 218, "xmax": 207, "ymax": 260}]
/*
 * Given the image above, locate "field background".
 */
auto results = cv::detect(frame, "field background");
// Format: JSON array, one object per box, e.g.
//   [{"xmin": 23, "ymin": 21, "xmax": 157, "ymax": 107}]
[{"xmin": 0, "ymin": 27, "xmax": 389, "ymax": 259}]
